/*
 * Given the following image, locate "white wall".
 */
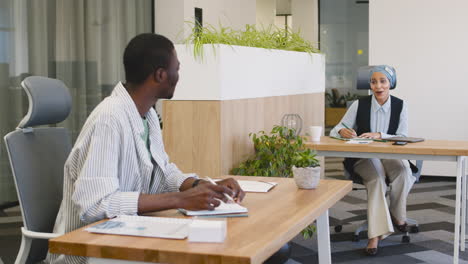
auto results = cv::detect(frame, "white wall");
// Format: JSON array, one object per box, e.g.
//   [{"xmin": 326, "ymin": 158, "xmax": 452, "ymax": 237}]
[
  {"xmin": 192, "ymin": 0, "xmax": 256, "ymax": 30},
  {"xmin": 370, "ymin": 0, "xmax": 468, "ymax": 176},
  {"xmin": 154, "ymin": 0, "xmax": 189, "ymax": 43},
  {"xmin": 276, "ymin": 0, "xmax": 291, "ymax": 15},
  {"xmin": 291, "ymin": 0, "xmax": 318, "ymax": 43},
  {"xmin": 154, "ymin": 0, "xmax": 256, "ymax": 43},
  {"xmin": 256, "ymin": 0, "xmax": 276, "ymax": 27}
]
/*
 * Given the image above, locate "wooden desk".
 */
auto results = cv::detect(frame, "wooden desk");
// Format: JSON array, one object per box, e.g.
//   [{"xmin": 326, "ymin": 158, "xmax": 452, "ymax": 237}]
[
  {"xmin": 306, "ymin": 136, "xmax": 468, "ymax": 264},
  {"xmin": 49, "ymin": 176, "xmax": 352, "ymax": 264}
]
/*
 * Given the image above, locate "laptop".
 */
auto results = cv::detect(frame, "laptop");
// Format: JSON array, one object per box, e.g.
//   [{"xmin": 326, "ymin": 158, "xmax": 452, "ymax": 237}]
[{"xmin": 386, "ymin": 137, "xmax": 425, "ymax": 143}]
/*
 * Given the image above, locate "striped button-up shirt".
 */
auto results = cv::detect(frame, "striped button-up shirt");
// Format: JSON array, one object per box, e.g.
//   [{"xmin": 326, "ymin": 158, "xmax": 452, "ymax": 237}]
[{"xmin": 49, "ymin": 82, "xmax": 195, "ymax": 264}]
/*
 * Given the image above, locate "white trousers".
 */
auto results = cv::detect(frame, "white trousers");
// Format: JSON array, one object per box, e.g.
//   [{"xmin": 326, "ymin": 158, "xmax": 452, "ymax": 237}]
[{"xmin": 353, "ymin": 159, "xmax": 415, "ymax": 239}]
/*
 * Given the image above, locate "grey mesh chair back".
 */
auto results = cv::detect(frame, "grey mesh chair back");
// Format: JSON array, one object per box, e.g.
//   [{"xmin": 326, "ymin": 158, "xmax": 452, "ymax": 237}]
[{"xmin": 4, "ymin": 76, "xmax": 72, "ymax": 263}]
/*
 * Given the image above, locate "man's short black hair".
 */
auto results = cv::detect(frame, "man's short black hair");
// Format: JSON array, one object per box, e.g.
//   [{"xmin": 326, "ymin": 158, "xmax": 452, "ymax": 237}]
[{"xmin": 123, "ymin": 33, "xmax": 175, "ymax": 84}]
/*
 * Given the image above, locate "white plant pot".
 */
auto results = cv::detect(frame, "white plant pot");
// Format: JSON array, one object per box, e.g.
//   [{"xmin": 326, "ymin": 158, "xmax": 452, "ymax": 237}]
[{"xmin": 292, "ymin": 166, "xmax": 321, "ymax": 189}]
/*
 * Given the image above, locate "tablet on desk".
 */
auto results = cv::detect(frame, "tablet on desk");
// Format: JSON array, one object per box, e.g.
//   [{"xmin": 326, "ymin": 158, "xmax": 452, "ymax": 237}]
[{"xmin": 387, "ymin": 137, "xmax": 425, "ymax": 143}]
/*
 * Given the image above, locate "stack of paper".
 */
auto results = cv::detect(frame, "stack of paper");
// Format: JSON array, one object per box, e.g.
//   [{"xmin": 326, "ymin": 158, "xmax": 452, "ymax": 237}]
[
  {"xmin": 188, "ymin": 219, "xmax": 227, "ymax": 243},
  {"xmin": 85, "ymin": 215, "xmax": 192, "ymax": 239}
]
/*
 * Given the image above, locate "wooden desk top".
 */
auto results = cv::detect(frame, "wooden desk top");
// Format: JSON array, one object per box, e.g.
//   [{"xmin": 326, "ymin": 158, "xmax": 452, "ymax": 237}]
[
  {"xmin": 306, "ymin": 136, "xmax": 468, "ymax": 157},
  {"xmin": 49, "ymin": 176, "xmax": 351, "ymax": 264}
]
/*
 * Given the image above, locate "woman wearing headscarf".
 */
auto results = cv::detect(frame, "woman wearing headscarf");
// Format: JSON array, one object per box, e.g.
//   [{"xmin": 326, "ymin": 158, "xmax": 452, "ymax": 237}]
[{"xmin": 330, "ymin": 65, "xmax": 415, "ymax": 256}]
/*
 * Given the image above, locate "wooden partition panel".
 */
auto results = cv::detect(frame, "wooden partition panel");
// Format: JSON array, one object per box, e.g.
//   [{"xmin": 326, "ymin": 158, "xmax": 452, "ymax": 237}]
[{"xmin": 163, "ymin": 93, "xmax": 324, "ymax": 178}]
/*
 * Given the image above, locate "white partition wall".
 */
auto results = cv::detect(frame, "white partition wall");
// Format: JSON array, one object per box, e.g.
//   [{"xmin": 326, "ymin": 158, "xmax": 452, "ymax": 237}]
[{"xmin": 370, "ymin": 0, "xmax": 468, "ymax": 176}]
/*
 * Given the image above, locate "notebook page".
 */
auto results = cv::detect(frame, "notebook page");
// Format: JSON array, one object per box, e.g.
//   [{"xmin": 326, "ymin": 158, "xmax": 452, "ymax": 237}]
[
  {"xmin": 85, "ymin": 215, "xmax": 192, "ymax": 239},
  {"xmin": 180, "ymin": 201, "xmax": 248, "ymax": 216},
  {"xmin": 237, "ymin": 180, "xmax": 277, "ymax": 192}
]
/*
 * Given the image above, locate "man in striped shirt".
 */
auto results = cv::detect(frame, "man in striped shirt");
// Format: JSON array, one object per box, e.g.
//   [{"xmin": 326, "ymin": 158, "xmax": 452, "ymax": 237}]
[{"xmin": 49, "ymin": 33, "xmax": 245, "ymax": 264}]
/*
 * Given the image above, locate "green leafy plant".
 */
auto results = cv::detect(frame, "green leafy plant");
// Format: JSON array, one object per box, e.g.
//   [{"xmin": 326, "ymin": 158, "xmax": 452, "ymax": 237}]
[
  {"xmin": 325, "ymin": 88, "xmax": 346, "ymax": 107},
  {"xmin": 343, "ymin": 92, "xmax": 360, "ymax": 102},
  {"xmin": 231, "ymin": 125, "xmax": 319, "ymax": 239},
  {"xmin": 326, "ymin": 89, "xmax": 363, "ymax": 108},
  {"xmin": 231, "ymin": 126, "xmax": 319, "ymax": 177},
  {"xmin": 184, "ymin": 22, "xmax": 320, "ymax": 61}
]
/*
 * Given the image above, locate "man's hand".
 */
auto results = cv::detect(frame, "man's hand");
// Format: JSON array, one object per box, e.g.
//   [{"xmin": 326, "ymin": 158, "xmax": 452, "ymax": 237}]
[
  {"xmin": 177, "ymin": 184, "xmax": 233, "ymax": 211},
  {"xmin": 214, "ymin": 178, "xmax": 246, "ymax": 203},
  {"xmin": 359, "ymin": 132, "xmax": 381, "ymax": 139},
  {"xmin": 339, "ymin": 128, "xmax": 357, "ymax": 138}
]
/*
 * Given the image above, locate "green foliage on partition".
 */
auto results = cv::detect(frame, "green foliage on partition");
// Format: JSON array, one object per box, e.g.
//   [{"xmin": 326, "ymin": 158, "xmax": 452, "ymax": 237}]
[
  {"xmin": 231, "ymin": 126, "xmax": 319, "ymax": 178},
  {"xmin": 183, "ymin": 22, "xmax": 320, "ymax": 61}
]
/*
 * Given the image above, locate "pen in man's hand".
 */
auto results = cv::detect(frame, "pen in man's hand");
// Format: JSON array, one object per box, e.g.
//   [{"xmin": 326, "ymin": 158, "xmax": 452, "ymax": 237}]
[{"xmin": 205, "ymin": 177, "xmax": 236, "ymax": 203}]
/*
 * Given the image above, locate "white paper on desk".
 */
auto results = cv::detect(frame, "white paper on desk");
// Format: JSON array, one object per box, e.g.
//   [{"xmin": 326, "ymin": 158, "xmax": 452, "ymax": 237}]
[
  {"xmin": 213, "ymin": 179, "xmax": 277, "ymax": 192},
  {"xmin": 180, "ymin": 200, "xmax": 248, "ymax": 216},
  {"xmin": 346, "ymin": 140, "xmax": 372, "ymax": 144},
  {"xmin": 85, "ymin": 215, "xmax": 192, "ymax": 239},
  {"xmin": 237, "ymin": 180, "xmax": 277, "ymax": 192}
]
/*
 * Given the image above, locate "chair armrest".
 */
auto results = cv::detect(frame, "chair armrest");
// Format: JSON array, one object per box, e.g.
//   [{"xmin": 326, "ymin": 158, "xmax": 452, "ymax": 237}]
[{"xmin": 21, "ymin": 227, "xmax": 61, "ymax": 239}]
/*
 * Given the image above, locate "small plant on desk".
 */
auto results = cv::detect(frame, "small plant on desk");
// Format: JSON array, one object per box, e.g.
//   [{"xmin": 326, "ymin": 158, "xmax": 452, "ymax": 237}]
[{"xmin": 231, "ymin": 125, "xmax": 320, "ymax": 239}]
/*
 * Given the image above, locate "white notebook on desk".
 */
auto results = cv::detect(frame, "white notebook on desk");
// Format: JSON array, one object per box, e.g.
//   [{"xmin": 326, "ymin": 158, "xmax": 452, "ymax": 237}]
[
  {"xmin": 213, "ymin": 179, "xmax": 277, "ymax": 193},
  {"xmin": 237, "ymin": 180, "xmax": 278, "ymax": 192},
  {"xmin": 180, "ymin": 201, "xmax": 248, "ymax": 216},
  {"xmin": 85, "ymin": 215, "xmax": 192, "ymax": 239}
]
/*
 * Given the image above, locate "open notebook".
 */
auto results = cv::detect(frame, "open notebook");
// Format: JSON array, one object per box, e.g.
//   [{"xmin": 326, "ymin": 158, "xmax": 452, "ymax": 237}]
[
  {"xmin": 179, "ymin": 200, "xmax": 248, "ymax": 216},
  {"xmin": 214, "ymin": 179, "xmax": 277, "ymax": 193},
  {"xmin": 85, "ymin": 215, "xmax": 192, "ymax": 239},
  {"xmin": 237, "ymin": 180, "xmax": 277, "ymax": 192}
]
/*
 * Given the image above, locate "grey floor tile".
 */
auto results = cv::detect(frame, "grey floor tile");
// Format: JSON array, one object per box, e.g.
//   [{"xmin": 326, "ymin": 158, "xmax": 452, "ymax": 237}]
[
  {"xmin": 407, "ymin": 250, "xmax": 468, "ymax": 264},
  {"xmin": 335, "ymin": 254, "xmax": 424, "ymax": 264},
  {"xmin": 414, "ymin": 239, "xmax": 468, "ymax": 261},
  {"xmin": 284, "ymin": 259, "xmax": 302, "ymax": 264},
  {"xmin": 0, "ymin": 234, "xmax": 21, "ymax": 264}
]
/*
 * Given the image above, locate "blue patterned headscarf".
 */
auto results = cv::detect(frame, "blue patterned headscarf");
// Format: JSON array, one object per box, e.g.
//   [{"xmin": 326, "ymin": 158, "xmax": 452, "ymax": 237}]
[{"xmin": 370, "ymin": 65, "xmax": 397, "ymax": 89}]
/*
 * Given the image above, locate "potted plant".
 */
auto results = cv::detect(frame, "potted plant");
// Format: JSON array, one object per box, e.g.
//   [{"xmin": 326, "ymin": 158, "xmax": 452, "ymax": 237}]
[{"xmin": 231, "ymin": 125, "xmax": 319, "ymax": 239}]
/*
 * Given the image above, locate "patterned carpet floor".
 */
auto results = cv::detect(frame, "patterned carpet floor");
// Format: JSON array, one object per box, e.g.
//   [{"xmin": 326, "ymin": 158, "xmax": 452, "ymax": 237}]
[
  {"xmin": 285, "ymin": 176, "xmax": 468, "ymax": 264},
  {"xmin": 1, "ymin": 176, "xmax": 467, "ymax": 264}
]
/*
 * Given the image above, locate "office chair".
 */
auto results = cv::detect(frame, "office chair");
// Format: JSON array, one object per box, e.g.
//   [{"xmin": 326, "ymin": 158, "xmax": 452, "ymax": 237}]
[
  {"xmin": 333, "ymin": 65, "xmax": 421, "ymax": 243},
  {"xmin": 334, "ymin": 161, "xmax": 422, "ymax": 243},
  {"xmin": 4, "ymin": 76, "xmax": 72, "ymax": 264}
]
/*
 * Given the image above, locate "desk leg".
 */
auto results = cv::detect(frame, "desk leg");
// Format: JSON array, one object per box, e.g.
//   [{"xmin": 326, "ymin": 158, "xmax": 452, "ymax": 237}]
[
  {"xmin": 317, "ymin": 210, "xmax": 331, "ymax": 264},
  {"xmin": 454, "ymin": 156, "xmax": 464, "ymax": 264},
  {"xmin": 462, "ymin": 157, "xmax": 467, "ymax": 251}
]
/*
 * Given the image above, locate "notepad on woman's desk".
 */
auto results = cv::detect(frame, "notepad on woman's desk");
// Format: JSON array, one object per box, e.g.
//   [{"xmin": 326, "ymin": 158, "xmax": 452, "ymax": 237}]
[
  {"xmin": 85, "ymin": 215, "xmax": 192, "ymax": 239},
  {"xmin": 179, "ymin": 201, "xmax": 248, "ymax": 216}
]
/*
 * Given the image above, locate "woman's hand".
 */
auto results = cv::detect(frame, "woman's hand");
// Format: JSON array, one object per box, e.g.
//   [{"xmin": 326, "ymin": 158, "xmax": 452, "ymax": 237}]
[
  {"xmin": 339, "ymin": 128, "xmax": 357, "ymax": 138},
  {"xmin": 359, "ymin": 132, "xmax": 381, "ymax": 139}
]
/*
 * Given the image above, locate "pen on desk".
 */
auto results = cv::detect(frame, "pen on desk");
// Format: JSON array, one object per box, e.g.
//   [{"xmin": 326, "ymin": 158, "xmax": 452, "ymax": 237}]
[
  {"xmin": 373, "ymin": 139, "xmax": 388, "ymax": 142},
  {"xmin": 205, "ymin": 177, "xmax": 236, "ymax": 203},
  {"xmin": 330, "ymin": 136, "xmax": 348, "ymax": 141}
]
